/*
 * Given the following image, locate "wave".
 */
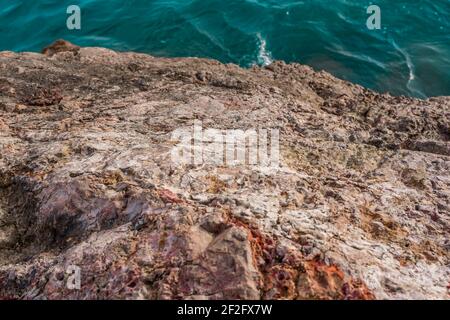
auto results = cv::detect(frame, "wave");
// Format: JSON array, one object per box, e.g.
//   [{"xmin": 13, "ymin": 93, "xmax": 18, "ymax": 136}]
[
  {"xmin": 256, "ymin": 33, "xmax": 273, "ymax": 66},
  {"xmin": 390, "ymin": 39, "xmax": 426, "ymax": 98}
]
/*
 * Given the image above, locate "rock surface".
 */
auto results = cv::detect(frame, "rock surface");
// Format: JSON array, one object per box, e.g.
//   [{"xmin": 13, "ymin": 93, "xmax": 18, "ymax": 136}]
[{"xmin": 0, "ymin": 40, "xmax": 449, "ymax": 300}]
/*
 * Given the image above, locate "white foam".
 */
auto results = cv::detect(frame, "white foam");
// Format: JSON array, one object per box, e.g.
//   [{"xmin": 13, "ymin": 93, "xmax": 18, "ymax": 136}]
[
  {"xmin": 256, "ymin": 33, "xmax": 273, "ymax": 66},
  {"xmin": 391, "ymin": 40, "xmax": 416, "ymax": 86}
]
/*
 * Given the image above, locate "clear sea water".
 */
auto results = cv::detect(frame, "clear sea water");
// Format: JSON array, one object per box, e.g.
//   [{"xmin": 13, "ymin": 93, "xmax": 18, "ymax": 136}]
[{"xmin": 0, "ymin": 0, "xmax": 449, "ymax": 98}]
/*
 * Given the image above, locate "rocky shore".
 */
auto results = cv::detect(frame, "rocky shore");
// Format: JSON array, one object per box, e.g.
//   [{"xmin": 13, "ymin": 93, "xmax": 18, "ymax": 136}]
[{"xmin": 0, "ymin": 41, "xmax": 449, "ymax": 299}]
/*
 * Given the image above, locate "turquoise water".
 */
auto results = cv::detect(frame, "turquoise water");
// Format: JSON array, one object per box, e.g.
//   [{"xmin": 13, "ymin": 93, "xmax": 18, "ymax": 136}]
[{"xmin": 0, "ymin": 1, "xmax": 449, "ymax": 97}]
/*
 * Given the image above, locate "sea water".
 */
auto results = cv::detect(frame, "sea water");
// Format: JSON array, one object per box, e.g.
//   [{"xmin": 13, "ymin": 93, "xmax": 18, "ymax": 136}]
[{"xmin": 0, "ymin": 0, "xmax": 449, "ymax": 97}]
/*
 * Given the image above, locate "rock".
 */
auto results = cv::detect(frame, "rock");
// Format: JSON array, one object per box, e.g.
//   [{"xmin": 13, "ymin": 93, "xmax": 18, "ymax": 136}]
[
  {"xmin": 42, "ymin": 39, "xmax": 80, "ymax": 57},
  {"xmin": 0, "ymin": 41, "xmax": 448, "ymax": 300},
  {"xmin": 200, "ymin": 212, "xmax": 228, "ymax": 234}
]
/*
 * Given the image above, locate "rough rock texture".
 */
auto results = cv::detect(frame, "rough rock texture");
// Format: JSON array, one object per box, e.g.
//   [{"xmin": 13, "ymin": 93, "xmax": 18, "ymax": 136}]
[{"xmin": 0, "ymin": 40, "xmax": 449, "ymax": 300}]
